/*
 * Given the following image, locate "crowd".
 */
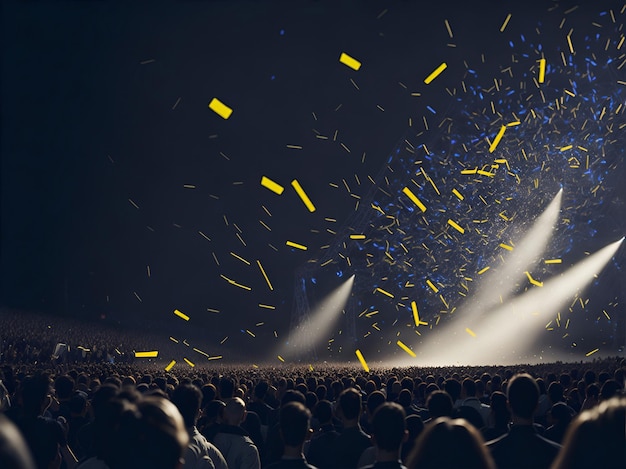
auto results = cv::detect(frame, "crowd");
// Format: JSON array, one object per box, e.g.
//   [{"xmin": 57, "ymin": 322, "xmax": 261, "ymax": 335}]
[{"xmin": 0, "ymin": 310, "xmax": 624, "ymax": 468}]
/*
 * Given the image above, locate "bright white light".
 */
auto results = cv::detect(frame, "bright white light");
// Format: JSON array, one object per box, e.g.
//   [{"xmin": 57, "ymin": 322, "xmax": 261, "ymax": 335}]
[
  {"xmin": 282, "ymin": 275, "xmax": 355, "ymax": 358},
  {"xmin": 471, "ymin": 188, "xmax": 563, "ymax": 316},
  {"xmin": 395, "ymin": 237, "xmax": 623, "ymax": 366}
]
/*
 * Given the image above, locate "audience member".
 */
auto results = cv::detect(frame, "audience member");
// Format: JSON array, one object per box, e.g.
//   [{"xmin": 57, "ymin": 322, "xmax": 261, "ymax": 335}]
[
  {"xmin": 212, "ymin": 397, "xmax": 261, "ymax": 469},
  {"xmin": 406, "ymin": 417, "xmax": 495, "ymax": 469},
  {"xmin": 332, "ymin": 388, "xmax": 371, "ymax": 469},
  {"xmin": 0, "ymin": 413, "xmax": 35, "ymax": 469},
  {"xmin": 360, "ymin": 402, "xmax": 407, "ymax": 469},
  {"xmin": 306, "ymin": 400, "xmax": 339, "ymax": 469},
  {"xmin": 551, "ymin": 396, "xmax": 626, "ymax": 469},
  {"xmin": 265, "ymin": 402, "xmax": 316, "ymax": 469},
  {"xmin": 486, "ymin": 373, "xmax": 561, "ymax": 469},
  {"xmin": 171, "ymin": 384, "xmax": 228, "ymax": 469}
]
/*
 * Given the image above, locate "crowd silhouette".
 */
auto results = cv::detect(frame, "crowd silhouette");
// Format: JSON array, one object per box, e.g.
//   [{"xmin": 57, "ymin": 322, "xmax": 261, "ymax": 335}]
[{"xmin": 1, "ymin": 311, "xmax": 625, "ymax": 469}]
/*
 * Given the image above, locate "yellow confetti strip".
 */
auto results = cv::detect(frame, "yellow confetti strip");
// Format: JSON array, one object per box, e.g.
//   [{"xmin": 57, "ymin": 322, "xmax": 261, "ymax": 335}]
[
  {"xmin": 466, "ymin": 328, "xmax": 477, "ymax": 337},
  {"xmin": 258, "ymin": 303, "xmax": 275, "ymax": 309},
  {"xmin": 489, "ymin": 125, "xmax": 507, "ymax": 153},
  {"xmin": 585, "ymin": 348, "xmax": 599, "ymax": 357},
  {"xmin": 412, "ymin": 301, "xmax": 419, "ymax": 326},
  {"xmin": 164, "ymin": 360, "xmax": 176, "ymax": 372},
  {"xmin": 500, "ymin": 13, "xmax": 512, "ymax": 32},
  {"xmin": 277, "ymin": 355, "xmax": 285, "ymax": 362},
  {"xmin": 257, "ymin": 260, "xmax": 273, "ymax": 291},
  {"xmin": 208, "ymin": 356, "xmax": 222, "ymax": 361},
  {"xmin": 220, "ymin": 274, "xmax": 252, "ymax": 291},
  {"xmin": 291, "ymin": 180, "xmax": 316, "ymax": 212},
  {"xmin": 402, "ymin": 187, "xmax": 427, "ymax": 212},
  {"xmin": 208, "ymin": 98, "xmax": 233, "ymax": 119},
  {"xmin": 452, "ymin": 188, "xmax": 464, "ymax": 200},
  {"xmin": 477, "ymin": 266, "xmax": 490, "ymax": 275},
  {"xmin": 174, "ymin": 309, "xmax": 190, "ymax": 321},
  {"xmin": 184, "ymin": 358, "xmax": 195, "ymax": 367},
  {"xmin": 461, "ymin": 168, "xmax": 478, "ymax": 175},
  {"xmin": 375, "ymin": 287, "xmax": 394, "ymax": 298},
  {"xmin": 538, "ymin": 58, "xmax": 546, "ymax": 83},
  {"xmin": 286, "ymin": 240, "xmax": 307, "ymax": 251},
  {"xmin": 499, "ymin": 243, "xmax": 514, "ymax": 251},
  {"xmin": 411, "ymin": 301, "xmax": 428, "ymax": 326},
  {"xmin": 350, "ymin": 234, "xmax": 366, "ymax": 240},
  {"xmin": 560, "ymin": 145, "xmax": 573, "ymax": 151},
  {"xmin": 355, "ymin": 349, "xmax": 369, "ymax": 372},
  {"xmin": 397, "ymin": 340, "xmax": 417, "ymax": 357},
  {"xmin": 426, "ymin": 279, "xmax": 439, "ymax": 293},
  {"xmin": 134, "ymin": 351, "xmax": 158, "ymax": 358},
  {"xmin": 525, "ymin": 271, "xmax": 544, "ymax": 287},
  {"xmin": 545, "ymin": 259, "xmax": 562, "ymax": 264},
  {"xmin": 447, "ymin": 219, "xmax": 465, "ymax": 234},
  {"xmin": 193, "ymin": 348, "xmax": 209, "ymax": 358},
  {"xmin": 424, "ymin": 62, "xmax": 447, "ymax": 84},
  {"xmin": 260, "ymin": 176, "xmax": 284, "ymax": 195},
  {"xmin": 339, "ymin": 52, "xmax": 362, "ymax": 71}
]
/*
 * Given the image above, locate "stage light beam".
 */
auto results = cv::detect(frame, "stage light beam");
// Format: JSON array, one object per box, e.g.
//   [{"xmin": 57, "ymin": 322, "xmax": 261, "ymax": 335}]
[{"xmin": 281, "ymin": 275, "xmax": 355, "ymax": 358}]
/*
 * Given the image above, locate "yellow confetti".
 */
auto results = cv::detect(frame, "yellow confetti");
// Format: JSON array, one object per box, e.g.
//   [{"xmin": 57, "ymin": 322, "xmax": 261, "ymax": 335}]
[
  {"xmin": 566, "ymin": 32, "xmax": 575, "ymax": 54},
  {"xmin": 184, "ymin": 358, "xmax": 195, "ymax": 367},
  {"xmin": 260, "ymin": 176, "xmax": 284, "ymax": 195},
  {"xmin": 291, "ymin": 179, "xmax": 316, "ymax": 212},
  {"xmin": 135, "ymin": 351, "xmax": 159, "ymax": 358},
  {"xmin": 560, "ymin": 145, "xmax": 573, "ymax": 151},
  {"xmin": 397, "ymin": 340, "xmax": 417, "ymax": 357},
  {"xmin": 585, "ymin": 348, "xmax": 599, "ymax": 357},
  {"xmin": 164, "ymin": 360, "xmax": 176, "ymax": 372},
  {"xmin": 277, "ymin": 355, "xmax": 285, "ymax": 362},
  {"xmin": 525, "ymin": 271, "xmax": 544, "ymax": 287},
  {"xmin": 452, "ymin": 188, "xmax": 464, "ymax": 200},
  {"xmin": 424, "ymin": 62, "xmax": 447, "ymax": 84},
  {"xmin": 538, "ymin": 58, "xmax": 546, "ymax": 83},
  {"xmin": 220, "ymin": 274, "xmax": 252, "ymax": 291},
  {"xmin": 499, "ymin": 243, "xmax": 514, "ymax": 251},
  {"xmin": 230, "ymin": 252, "xmax": 251, "ymax": 265},
  {"xmin": 402, "ymin": 187, "xmax": 427, "ymax": 212},
  {"xmin": 461, "ymin": 168, "xmax": 478, "ymax": 175},
  {"xmin": 208, "ymin": 98, "xmax": 233, "ymax": 119},
  {"xmin": 426, "ymin": 279, "xmax": 439, "ymax": 293},
  {"xmin": 544, "ymin": 259, "xmax": 562, "ymax": 264},
  {"xmin": 355, "ymin": 349, "xmax": 369, "ymax": 372},
  {"xmin": 477, "ymin": 266, "xmax": 490, "ymax": 275},
  {"xmin": 350, "ymin": 234, "xmax": 366, "ymax": 240},
  {"xmin": 447, "ymin": 219, "xmax": 465, "ymax": 234},
  {"xmin": 410, "ymin": 301, "xmax": 420, "ymax": 325},
  {"xmin": 489, "ymin": 125, "xmax": 507, "ymax": 153},
  {"xmin": 375, "ymin": 287, "xmax": 394, "ymax": 298},
  {"xmin": 257, "ymin": 260, "xmax": 273, "ymax": 291},
  {"xmin": 174, "ymin": 309, "xmax": 190, "ymax": 321},
  {"xmin": 465, "ymin": 328, "xmax": 477, "ymax": 337},
  {"xmin": 286, "ymin": 240, "xmax": 307, "ymax": 251},
  {"xmin": 339, "ymin": 52, "xmax": 362, "ymax": 71},
  {"xmin": 411, "ymin": 301, "xmax": 423, "ymax": 326},
  {"xmin": 500, "ymin": 13, "xmax": 512, "ymax": 32}
]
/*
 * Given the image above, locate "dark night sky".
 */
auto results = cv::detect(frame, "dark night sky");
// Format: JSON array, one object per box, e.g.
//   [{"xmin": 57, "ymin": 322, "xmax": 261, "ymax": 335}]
[{"xmin": 2, "ymin": 0, "xmax": 624, "ymax": 362}]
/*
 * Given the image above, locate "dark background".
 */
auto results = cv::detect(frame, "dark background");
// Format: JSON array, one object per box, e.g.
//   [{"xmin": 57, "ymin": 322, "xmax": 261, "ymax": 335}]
[{"xmin": 2, "ymin": 0, "xmax": 624, "ymax": 362}]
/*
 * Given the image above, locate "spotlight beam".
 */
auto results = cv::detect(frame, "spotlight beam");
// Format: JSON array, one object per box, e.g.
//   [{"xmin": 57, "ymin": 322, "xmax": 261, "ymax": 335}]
[
  {"xmin": 471, "ymin": 188, "xmax": 563, "ymax": 314},
  {"xmin": 281, "ymin": 275, "xmax": 355, "ymax": 358},
  {"xmin": 408, "ymin": 237, "xmax": 623, "ymax": 366}
]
